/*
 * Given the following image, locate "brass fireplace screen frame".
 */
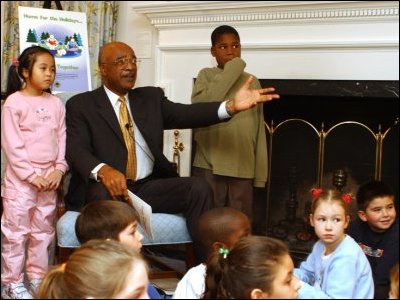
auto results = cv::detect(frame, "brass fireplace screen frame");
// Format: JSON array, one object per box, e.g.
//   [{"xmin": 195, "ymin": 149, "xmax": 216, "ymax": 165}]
[{"xmin": 263, "ymin": 117, "xmax": 399, "ymax": 232}]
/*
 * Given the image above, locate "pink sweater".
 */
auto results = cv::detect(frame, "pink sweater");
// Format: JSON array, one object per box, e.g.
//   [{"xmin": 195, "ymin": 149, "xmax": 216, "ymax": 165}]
[{"xmin": 1, "ymin": 91, "xmax": 68, "ymax": 183}]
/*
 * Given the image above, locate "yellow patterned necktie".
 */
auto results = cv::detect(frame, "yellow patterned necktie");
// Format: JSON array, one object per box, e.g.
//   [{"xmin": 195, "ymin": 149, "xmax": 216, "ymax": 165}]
[{"xmin": 118, "ymin": 97, "xmax": 137, "ymax": 180}]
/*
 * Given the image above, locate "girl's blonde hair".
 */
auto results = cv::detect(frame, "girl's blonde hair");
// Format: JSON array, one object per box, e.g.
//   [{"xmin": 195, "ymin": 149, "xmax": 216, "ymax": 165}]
[{"xmin": 37, "ymin": 239, "xmax": 146, "ymax": 299}]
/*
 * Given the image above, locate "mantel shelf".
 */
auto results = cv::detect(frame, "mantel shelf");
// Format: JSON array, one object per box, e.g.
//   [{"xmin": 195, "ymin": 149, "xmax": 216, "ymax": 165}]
[{"xmin": 131, "ymin": 1, "xmax": 398, "ymax": 28}]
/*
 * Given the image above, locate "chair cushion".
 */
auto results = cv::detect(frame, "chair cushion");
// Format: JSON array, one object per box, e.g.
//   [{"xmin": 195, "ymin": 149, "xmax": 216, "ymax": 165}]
[
  {"xmin": 57, "ymin": 211, "xmax": 81, "ymax": 248},
  {"xmin": 57, "ymin": 211, "xmax": 192, "ymax": 248}
]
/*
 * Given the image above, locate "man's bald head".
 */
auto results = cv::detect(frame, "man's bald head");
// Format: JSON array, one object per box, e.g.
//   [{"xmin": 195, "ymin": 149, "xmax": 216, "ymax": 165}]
[
  {"xmin": 98, "ymin": 42, "xmax": 131, "ymax": 66},
  {"xmin": 98, "ymin": 41, "xmax": 137, "ymax": 96}
]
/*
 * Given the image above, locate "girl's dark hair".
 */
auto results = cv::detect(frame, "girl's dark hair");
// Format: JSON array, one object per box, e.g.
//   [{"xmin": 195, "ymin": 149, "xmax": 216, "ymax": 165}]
[
  {"xmin": 6, "ymin": 46, "xmax": 55, "ymax": 98},
  {"xmin": 211, "ymin": 25, "xmax": 240, "ymax": 46},
  {"xmin": 202, "ymin": 235, "xmax": 289, "ymax": 299}
]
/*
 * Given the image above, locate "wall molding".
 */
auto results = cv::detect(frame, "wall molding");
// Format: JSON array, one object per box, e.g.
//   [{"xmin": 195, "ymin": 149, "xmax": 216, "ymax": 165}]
[
  {"xmin": 132, "ymin": 1, "xmax": 399, "ymax": 28},
  {"xmin": 156, "ymin": 40, "xmax": 398, "ymax": 51}
]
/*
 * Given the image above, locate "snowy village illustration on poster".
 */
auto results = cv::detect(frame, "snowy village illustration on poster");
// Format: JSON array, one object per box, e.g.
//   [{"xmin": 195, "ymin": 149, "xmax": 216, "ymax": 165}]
[{"xmin": 18, "ymin": 6, "xmax": 91, "ymax": 93}]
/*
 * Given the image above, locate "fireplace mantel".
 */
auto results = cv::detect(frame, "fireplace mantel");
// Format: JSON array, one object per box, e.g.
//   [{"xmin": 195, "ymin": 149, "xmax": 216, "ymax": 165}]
[{"xmin": 132, "ymin": 1, "xmax": 398, "ymax": 28}]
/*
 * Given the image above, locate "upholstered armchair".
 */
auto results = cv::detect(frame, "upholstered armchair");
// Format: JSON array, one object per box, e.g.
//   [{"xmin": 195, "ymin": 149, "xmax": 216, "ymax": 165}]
[{"xmin": 55, "ymin": 93, "xmax": 195, "ymax": 278}]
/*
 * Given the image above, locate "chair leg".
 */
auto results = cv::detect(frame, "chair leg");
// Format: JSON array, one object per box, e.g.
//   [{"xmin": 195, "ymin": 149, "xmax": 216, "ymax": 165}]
[
  {"xmin": 185, "ymin": 243, "xmax": 196, "ymax": 269},
  {"xmin": 58, "ymin": 247, "xmax": 74, "ymax": 264}
]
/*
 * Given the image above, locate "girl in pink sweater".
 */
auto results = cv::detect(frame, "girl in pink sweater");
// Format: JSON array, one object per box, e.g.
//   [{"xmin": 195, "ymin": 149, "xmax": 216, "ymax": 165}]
[{"xmin": 1, "ymin": 46, "xmax": 68, "ymax": 299}]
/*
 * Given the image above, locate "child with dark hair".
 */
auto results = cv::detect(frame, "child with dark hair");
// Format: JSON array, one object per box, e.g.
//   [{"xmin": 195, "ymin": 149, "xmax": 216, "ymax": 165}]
[
  {"xmin": 75, "ymin": 200, "xmax": 142, "ymax": 248},
  {"xmin": 1, "ymin": 46, "xmax": 68, "ymax": 299},
  {"xmin": 75, "ymin": 200, "xmax": 161, "ymax": 299},
  {"xmin": 202, "ymin": 235, "xmax": 300, "ymax": 299},
  {"xmin": 348, "ymin": 180, "xmax": 398, "ymax": 299},
  {"xmin": 295, "ymin": 188, "xmax": 374, "ymax": 298},
  {"xmin": 173, "ymin": 207, "xmax": 251, "ymax": 298},
  {"xmin": 191, "ymin": 25, "xmax": 275, "ymax": 222}
]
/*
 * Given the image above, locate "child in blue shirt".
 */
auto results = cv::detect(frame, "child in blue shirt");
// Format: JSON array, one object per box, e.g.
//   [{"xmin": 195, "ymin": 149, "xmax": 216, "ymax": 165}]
[{"xmin": 295, "ymin": 188, "xmax": 374, "ymax": 298}]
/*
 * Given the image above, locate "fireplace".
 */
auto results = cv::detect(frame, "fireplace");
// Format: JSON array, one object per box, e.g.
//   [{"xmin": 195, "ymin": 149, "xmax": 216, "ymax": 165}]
[
  {"xmin": 128, "ymin": 0, "xmax": 398, "ymax": 261},
  {"xmin": 257, "ymin": 79, "xmax": 399, "ymax": 258}
]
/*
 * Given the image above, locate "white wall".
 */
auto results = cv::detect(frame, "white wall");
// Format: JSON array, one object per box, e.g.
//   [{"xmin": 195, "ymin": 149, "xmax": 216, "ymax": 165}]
[
  {"xmin": 119, "ymin": 1, "xmax": 399, "ymax": 176},
  {"xmin": 116, "ymin": 1, "xmax": 158, "ymax": 88}
]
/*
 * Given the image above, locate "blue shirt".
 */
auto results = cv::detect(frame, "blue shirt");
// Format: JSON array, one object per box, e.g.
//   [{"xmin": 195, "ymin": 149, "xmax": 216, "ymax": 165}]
[
  {"xmin": 148, "ymin": 283, "xmax": 161, "ymax": 299},
  {"xmin": 295, "ymin": 235, "xmax": 374, "ymax": 299}
]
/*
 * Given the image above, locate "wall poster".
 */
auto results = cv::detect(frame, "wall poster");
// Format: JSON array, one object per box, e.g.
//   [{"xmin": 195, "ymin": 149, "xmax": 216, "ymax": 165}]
[{"xmin": 19, "ymin": 6, "xmax": 91, "ymax": 93}]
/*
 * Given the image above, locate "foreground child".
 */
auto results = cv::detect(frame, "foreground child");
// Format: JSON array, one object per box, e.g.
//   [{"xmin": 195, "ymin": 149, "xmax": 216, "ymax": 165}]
[
  {"xmin": 1, "ymin": 46, "xmax": 68, "ymax": 299},
  {"xmin": 75, "ymin": 200, "xmax": 160, "ymax": 299},
  {"xmin": 37, "ymin": 239, "xmax": 149, "ymax": 298},
  {"xmin": 348, "ymin": 180, "xmax": 398, "ymax": 299},
  {"xmin": 202, "ymin": 235, "xmax": 300, "ymax": 299},
  {"xmin": 295, "ymin": 188, "xmax": 374, "ymax": 298},
  {"xmin": 173, "ymin": 207, "xmax": 251, "ymax": 298}
]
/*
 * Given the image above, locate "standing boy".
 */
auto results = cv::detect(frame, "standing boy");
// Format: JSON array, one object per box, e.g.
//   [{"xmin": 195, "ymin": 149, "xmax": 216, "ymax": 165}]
[
  {"xmin": 348, "ymin": 180, "xmax": 399, "ymax": 299},
  {"xmin": 191, "ymin": 25, "xmax": 268, "ymax": 222}
]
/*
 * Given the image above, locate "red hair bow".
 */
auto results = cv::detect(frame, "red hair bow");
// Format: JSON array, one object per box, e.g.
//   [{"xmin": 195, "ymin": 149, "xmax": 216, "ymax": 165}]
[
  {"xmin": 342, "ymin": 193, "xmax": 352, "ymax": 205},
  {"xmin": 311, "ymin": 188, "xmax": 323, "ymax": 199}
]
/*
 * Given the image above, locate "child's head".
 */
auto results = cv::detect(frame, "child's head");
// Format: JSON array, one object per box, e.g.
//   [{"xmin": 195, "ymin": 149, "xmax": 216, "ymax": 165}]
[
  {"xmin": 75, "ymin": 200, "xmax": 143, "ymax": 250},
  {"xmin": 6, "ymin": 46, "xmax": 55, "ymax": 97},
  {"xmin": 210, "ymin": 25, "xmax": 241, "ymax": 69},
  {"xmin": 309, "ymin": 188, "xmax": 351, "ymax": 254},
  {"xmin": 389, "ymin": 263, "xmax": 399, "ymax": 299},
  {"xmin": 356, "ymin": 180, "xmax": 396, "ymax": 232},
  {"xmin": 37, "ymin": 239, "xmax": 149, "ymax": 299},
  {"xmin": 203, "ymin": 235, "xmax": 300, "ymax": 299},
  {"xmin": 196, "ymin": 207, "xmax": 251, "ymax": 258}
]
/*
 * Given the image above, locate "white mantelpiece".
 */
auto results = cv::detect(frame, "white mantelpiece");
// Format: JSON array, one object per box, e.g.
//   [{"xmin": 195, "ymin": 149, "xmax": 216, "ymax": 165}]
[
  {"xmin": 132, "ymin": 1, "xmax": 398, "ymax": 28},
  {"xmin": 131, "ymin": 1, "xmax": 399, "ymax": 176}
]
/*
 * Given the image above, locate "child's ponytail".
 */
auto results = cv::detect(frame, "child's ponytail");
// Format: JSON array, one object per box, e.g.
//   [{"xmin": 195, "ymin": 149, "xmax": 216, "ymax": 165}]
[
  {"xmin": 5, "ymin": 59, "xmax": 23, "ymax": 99},
  {"xmin": 310, "ymin": 188, "xmax": 353, "ymax": 215},
  {"xmin": 203, "ymin": 249, "xmax": 231, "ymax": 299},
  {"xmin": 36, "ymin": 264, "xmax": 67, "ymax": 299},
  {"xmin": 203, "ymin": 236, "xmax": 290, "ymax": 299},
  {"xmin": 5, "ymin": 46, "xmax": 55, "ymax": 99}
]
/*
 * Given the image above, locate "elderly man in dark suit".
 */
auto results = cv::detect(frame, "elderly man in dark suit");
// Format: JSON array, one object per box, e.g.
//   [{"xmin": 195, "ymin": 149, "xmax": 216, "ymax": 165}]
[{"xmin": 65, "ymin": 41, "xmax": 279, "ymax": 261}]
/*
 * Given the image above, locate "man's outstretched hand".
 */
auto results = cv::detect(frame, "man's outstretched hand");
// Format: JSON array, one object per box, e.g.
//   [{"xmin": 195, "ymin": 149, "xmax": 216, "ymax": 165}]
[{"xmin": 227, "ymin": 75, "xmax": 280, "ymax": 115}]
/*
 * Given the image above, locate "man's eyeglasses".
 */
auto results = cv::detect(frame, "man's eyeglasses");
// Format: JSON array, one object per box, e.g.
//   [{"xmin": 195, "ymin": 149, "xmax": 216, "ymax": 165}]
[{"xmin": 103, "ymin": 56, "xmax": 141, "ymax": 67}]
